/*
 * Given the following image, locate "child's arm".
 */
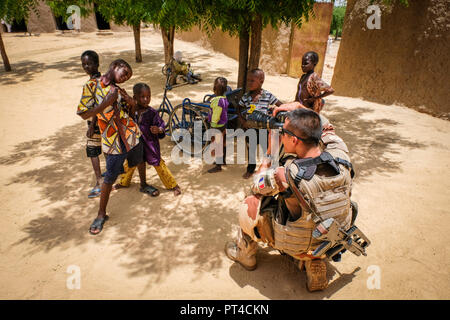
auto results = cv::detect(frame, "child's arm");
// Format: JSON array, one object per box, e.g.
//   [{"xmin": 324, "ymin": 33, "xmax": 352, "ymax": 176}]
[
  {"xmin": 237, "ymin": 97, "xmax": 248, "ymax": 128},
  {"xmin": 303, "ymin": 73, "xmax": 335, "ymax": 105},
  {"xmin": 78, "ymin": 85, "xmax": 119, "ymax": 120},
  {"xmin": 86, "ymin": 116, "xmax": 97, "ymax": 138},
  {"xmin": 149, "ymin": 110, "xmax": 166, "ymax": 139},
  {"xmin": 118, "ymin": 88, "xmax": 136, "ymax": 110}
]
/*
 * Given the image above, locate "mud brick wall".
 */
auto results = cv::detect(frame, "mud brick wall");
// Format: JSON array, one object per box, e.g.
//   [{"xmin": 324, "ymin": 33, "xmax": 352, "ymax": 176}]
[{"xmin": 332, "ymin": 0, "xmax": 450, "ymax": 119}]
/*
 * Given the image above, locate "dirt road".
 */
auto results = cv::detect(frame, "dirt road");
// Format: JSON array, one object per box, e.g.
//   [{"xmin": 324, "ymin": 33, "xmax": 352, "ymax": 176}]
[{"xmin": 0, "ymin": 31, "xmax": 449, "ymax": 299}]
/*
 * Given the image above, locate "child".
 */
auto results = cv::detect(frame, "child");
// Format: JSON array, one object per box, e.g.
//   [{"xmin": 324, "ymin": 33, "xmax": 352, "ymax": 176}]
[
  {"xmin": 238, "ymin": 69, "xmax": 282, "ymax": 179},
  {"xmin": 115, "ymin": 83, "xmax": 181, "ymax": 196},
  {"xmin": 295, "ymin": 51, "xmax": 334, "ymax": 113},
  {"xmin": 77, "ymin": 59, "xmax": 143, "ymax": 235},
  {"xmin": 168, "ymin": 51, "xmax": 201, "ymax": 85},
  {"xmin": 207, "ymin": 77, "xmax": 229, "ymax": 173},
  {"xmin": 80, "ymin": 50, "xmax": 103, "ymax": 198}
]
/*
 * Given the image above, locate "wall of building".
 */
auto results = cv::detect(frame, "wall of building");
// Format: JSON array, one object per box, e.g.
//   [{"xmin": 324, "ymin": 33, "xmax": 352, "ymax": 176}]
[
  {"xmin": 176, "ymin": 3, "xmax": 333, "ymax": 77},
  {"xmin": 287, "ymin": 3, "xmax": 333, "ymax": 78},
  {"xmin": 17, "ymin": 1, "xmax": 130, "ymax": 34},
  {"xmin": 331, "ymin": 0, "xmax": 450, "ymax": 119},
  {"xmin": 27, "ymin": 0, "xmax": 56, "ymax": 34}
]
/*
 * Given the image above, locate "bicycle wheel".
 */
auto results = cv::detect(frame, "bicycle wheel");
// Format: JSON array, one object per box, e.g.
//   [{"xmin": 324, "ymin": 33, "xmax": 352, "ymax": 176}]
[
  {"xmin": 169, "ymin": 103, "xmax": 210, "ymax": 156},
  {"xmin": 157, "ymin": 106, "xmax": 172, "ymax": 135}
]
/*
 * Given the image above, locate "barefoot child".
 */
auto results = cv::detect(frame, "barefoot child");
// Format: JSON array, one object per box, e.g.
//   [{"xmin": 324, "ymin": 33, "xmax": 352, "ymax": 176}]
[
  {"xmin": 295, "ymin": 51, "xmax": 334, "ymax": 113},
  {"xmin": 77, "ymin": 59, "xmax": 143, "ymax": 235},
  {"xmin": 115, "ymin": 83, "xmax": 181, "ymax": 196},
  {"xmin": 80, "ymin": 50, "xmax": 103, "ymax": 198},
  {"xmin": 207, "ymin": 77, "xmax": 229, "ymax": 173}
]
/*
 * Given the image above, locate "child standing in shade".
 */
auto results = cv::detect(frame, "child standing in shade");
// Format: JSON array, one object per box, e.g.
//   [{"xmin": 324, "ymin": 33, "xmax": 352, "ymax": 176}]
[
  {"xmin": 80, "ymin": 50, "xmax": 103, "ymax": 198},
  {"xmin": 207, "ymin": 77, "xmax": 229, "ymax": 173},
  {"xmin": 115, "ymin": 83, "xmax": 181, "ymax": 196},
  {"xmin": 295, "ymin": 51, "xmax": 334, "ymax": 113}
]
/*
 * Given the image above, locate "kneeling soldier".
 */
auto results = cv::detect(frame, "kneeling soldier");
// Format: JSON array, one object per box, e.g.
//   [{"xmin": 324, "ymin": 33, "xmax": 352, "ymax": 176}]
[{"xmin": 225, "ymin": 108, "xmax": 367, "ymax": 292}]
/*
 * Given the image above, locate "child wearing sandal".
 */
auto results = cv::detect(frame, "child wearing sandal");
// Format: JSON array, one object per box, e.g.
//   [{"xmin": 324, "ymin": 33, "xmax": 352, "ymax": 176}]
[
  {"xmin": 115, "ymin": 83, "xmax": 181, "ymax": 196},
  {"xmin": 77, "ymin": 59, "xmax": 143, "ymax": 235},
  {"xmin": 80, "ymin": 50, "xmax": 103, "ymax": 198}
]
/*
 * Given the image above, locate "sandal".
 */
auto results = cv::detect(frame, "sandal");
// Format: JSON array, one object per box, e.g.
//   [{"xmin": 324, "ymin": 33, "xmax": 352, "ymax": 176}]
[
  {"xmin": 140, "ymin": 184, "xmax": 159, "ymax": 197},
  {"xmin": 88, "ymin": 186, "xmax": 101, "ymax": 198},
  {"xmin": 89, "ymin": 215, "xmax": 109, "ymax": 235}
]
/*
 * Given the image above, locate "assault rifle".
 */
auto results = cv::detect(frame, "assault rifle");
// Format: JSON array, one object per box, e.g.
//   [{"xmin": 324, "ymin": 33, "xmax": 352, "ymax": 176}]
[{"xmin": 311, "ymin": 218, "xmax": 371, "ymax": 259}]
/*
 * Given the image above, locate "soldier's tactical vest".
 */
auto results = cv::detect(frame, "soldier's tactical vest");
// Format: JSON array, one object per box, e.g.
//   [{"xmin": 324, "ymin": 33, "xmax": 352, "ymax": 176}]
[{"xmin": 272, "ymin": 152, "xmax": 354, "ymax": 257}]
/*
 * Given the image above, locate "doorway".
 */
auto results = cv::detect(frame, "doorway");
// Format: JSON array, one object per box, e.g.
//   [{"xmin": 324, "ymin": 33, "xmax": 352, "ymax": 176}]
[{"xmin": 94, "ymin": 4, "xmax": 110, "ymax": 30}]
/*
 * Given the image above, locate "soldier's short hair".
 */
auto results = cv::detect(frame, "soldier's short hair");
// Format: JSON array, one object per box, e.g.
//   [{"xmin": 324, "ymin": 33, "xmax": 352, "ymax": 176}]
[{"xmin": 286, "ymin": 108, "xmax": 322, "ymax": 146}]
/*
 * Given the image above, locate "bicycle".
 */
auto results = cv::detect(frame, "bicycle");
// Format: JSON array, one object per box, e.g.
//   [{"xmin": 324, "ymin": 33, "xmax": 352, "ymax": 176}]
[{"xmin": 165, "ymin": 85, "xmax": 243, "ymax": 156}]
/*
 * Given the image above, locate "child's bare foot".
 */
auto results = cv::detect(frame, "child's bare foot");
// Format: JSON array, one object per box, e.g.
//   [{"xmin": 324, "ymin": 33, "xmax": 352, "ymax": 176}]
[{"xmin": 173, "ymin": 185, "xmax": 181, "ymax": 196}]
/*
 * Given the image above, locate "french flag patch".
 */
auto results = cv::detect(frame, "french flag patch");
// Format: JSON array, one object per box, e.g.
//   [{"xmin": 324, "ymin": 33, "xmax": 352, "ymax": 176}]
[{"xmin": 258, "ymin": 177, "xmax": 265, "ymax": 189}]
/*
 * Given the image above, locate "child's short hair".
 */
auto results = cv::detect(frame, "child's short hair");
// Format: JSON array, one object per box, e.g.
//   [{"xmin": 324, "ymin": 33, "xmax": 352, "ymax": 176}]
[
  {"xmin": 109, "ymin": 59, "xmax": 132, "ymax": 72},
  {"xmin": 249, "ymin": 68, "xmax": 265, "ymax": 82},
  {"xmin": 214, "ymin": 77, "xmax": 228, "ymax": 96},
  {"xmin": 133, "ymin": 83, "xmax": 150, "ymax": 95},
  {"xmin": 304, "ymin": 51, "xmax": 319, "ymax": 65},
  {"xmin": 81, "ymin": 50, "xmax": 99, "ymax": 65}
]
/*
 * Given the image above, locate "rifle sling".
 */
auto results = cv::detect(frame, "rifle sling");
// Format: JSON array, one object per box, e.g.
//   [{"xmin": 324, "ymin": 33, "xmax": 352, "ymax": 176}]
[{"xmin": 284, "ymin": 159, "xmax": 323, "ymax": 224}]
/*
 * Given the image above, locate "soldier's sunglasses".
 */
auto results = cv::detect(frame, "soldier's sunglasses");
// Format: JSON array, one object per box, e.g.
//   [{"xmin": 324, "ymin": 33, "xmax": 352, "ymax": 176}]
[{"xmin": 280, "ymin": 127, "xmax": 309, "ymax": 143}]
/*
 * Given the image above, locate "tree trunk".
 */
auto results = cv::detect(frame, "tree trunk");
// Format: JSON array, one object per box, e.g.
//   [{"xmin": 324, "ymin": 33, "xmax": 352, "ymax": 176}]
[
  {"xmin": 248, "ymin": 14, "xmax": 262, "ymax": 71},
  {"xmin": 238, "ymin": 26, "xmax": 250, "ymax": 91},
  {"xmin": 0, "ymin": 32, "xmax": 12, "ymax": 72},
  {"xmin": 161, "ymin": 26, "xmax": 175, "ymax": 64},
  {"xmin": 133, "ymin": 24, "xmax": 142, "ymax": 63}
]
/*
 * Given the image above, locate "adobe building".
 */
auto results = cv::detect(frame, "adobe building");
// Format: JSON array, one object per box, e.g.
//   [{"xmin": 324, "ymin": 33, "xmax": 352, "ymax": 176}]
[
  {"xmin": 176, "ymin": 2, "xmax": 334, "ymax": 77},
  {"xmin": 0, "ymin": 0, "xmax": 129, "ymax": 34},
  {"xmin": 332, "ymin": 0, "xmax": 450, "ymax": 119},
  {"xmin": 2, "ymin": 1, "xmax": 334, "ymax": 80}
]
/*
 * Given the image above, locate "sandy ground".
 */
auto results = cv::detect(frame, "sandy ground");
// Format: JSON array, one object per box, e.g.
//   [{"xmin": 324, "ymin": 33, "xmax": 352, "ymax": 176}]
[{"xmin": 0, "ymin": 30, "xmax": 449, "ymax": 300}]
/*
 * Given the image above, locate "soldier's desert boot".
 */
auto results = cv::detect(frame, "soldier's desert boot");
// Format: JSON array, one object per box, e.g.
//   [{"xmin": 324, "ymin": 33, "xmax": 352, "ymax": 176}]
[
  {"xmin": 305, "ymin": 259, "xmax": 328, "ymax": 292},
  {"xmin": 224, "ymin": 230, "xmax": 258, "ymax": 271}
]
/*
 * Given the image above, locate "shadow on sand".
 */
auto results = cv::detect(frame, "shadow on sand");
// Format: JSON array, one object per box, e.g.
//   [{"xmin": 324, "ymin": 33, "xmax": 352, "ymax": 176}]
[
  {"xmin": 322, "ymin": 102, "xmax": 426, "ymax": 180},
  {"xmin": 0, "ymin": 47, "xmax": 427, "ymax": 298}
]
